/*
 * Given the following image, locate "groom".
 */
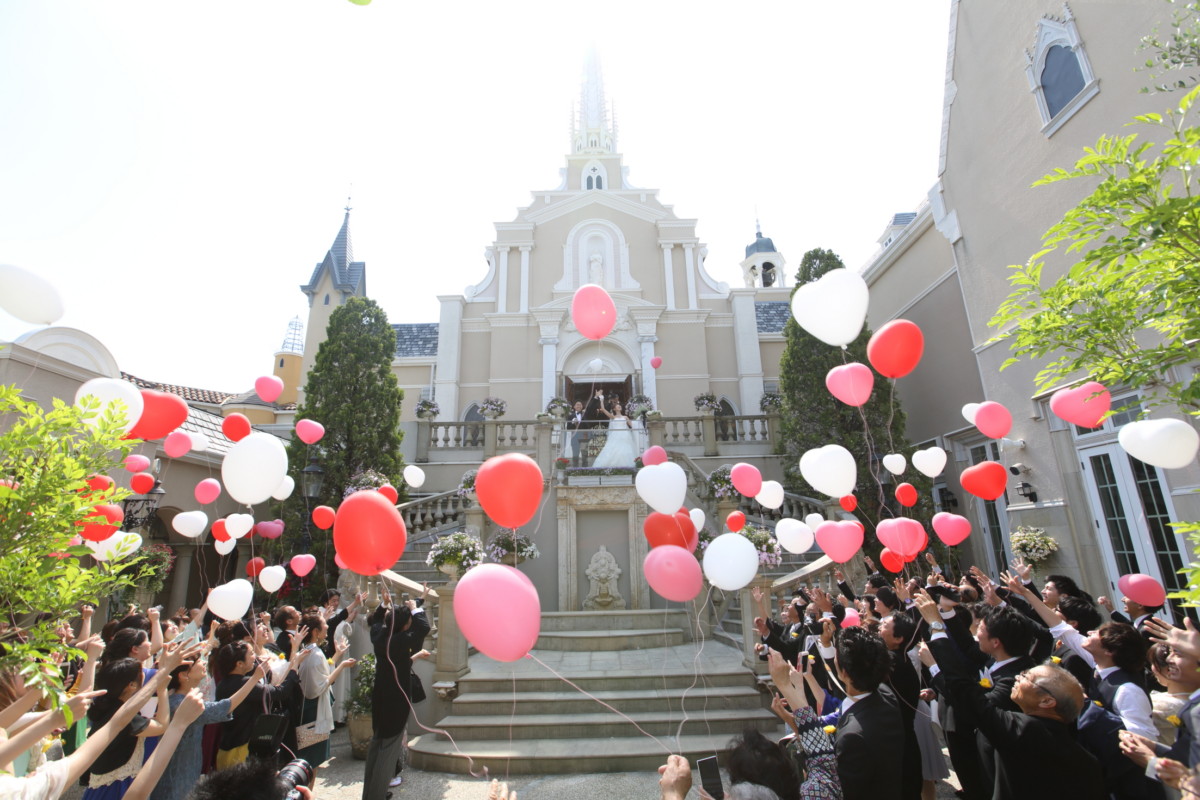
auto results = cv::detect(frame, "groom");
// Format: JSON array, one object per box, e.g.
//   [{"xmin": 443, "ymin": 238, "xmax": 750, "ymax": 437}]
[{"xmin": 566, "ymin": 397, "xmax": 597, "ymax": 467}]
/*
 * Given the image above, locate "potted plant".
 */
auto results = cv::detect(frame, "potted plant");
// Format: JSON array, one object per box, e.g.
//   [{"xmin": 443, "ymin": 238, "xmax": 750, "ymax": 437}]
[
  {"xmin": 1009, "ymin": 525, "xmax": 1059, "ymax": 567},
  {"xmin": 346, "ymin": 653, "xmax": 375, "ymax": 759},
  {"xmin": 426, "ymin": 530, "xmax": 486, "ymax": 581},
  {"xmin": 706, "ymin": 464, "xmax": 737, "ymax": 502},
  {"xmin": 626, "ymin": 394, "xmax": 654, "ymax": 420},
  {"xmin": 739, "ymin": 523, "xmax": 784, "ymax": 569},
  {"xmin": 759, "ymin": 392, "xmax": 783, "ymax": 413},
  {"xmin": 554, "ymin": 457, "xmax": 570, "ymax": 481},
  {"xmin": 694, "ymin": 392, "xmax": 721, "ymax": 413},
  {"xmin": 415, "ymin": 399, "xmax": 440, "ymax": 420},
  {"xmin": 130, "ymin": 543, "xmax": 175, "ymax": 607},
  {"xmin": 455, "ymin": 469, "xmax": 478, "ymax": 500},
  {"xmin": 545, "ymin": 397, "xmax": 571, "ymax": 418},
  {"xmin": 479, "ymin": 397, "xmax": 507, "ymax": 419},
  {"xmin": 344, "ymin": 469, "xmax": 390, "ymax": 498},
  {"xmin": 487, "ymin": 530, "xmax": 540, "ymax": 566}
]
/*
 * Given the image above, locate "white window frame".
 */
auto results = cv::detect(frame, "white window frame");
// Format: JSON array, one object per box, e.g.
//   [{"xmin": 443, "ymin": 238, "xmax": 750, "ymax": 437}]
[{"xmin": 1023, "ymin": 6, "xmax": 1099, "ymax": 137}]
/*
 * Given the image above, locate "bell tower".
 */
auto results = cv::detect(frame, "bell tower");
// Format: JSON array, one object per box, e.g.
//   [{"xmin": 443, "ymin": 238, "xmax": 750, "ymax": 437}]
[{"xmin": 740, "ymin": 221, "xmax": 787, "ymax": 289}]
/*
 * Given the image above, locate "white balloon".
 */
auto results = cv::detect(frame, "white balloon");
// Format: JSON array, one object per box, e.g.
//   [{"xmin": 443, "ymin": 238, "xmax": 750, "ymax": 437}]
[
  {"xmin": 635, "ymin": 462, "xmax": 688, "ymax": 515},
  {"xmin": 689, "ymin": 508, "xmax": 706, "ymax": 533},
  {"xmin": 756, "ymin": 480, "xmax": 785, "ymax": 510},
  {"xmin": 789, "ymin": 268, "xmax": 869, "ymax": 347},
  {"xmin": 87, "ymin": 531, "xmax": 141, "ymax": 562},
  {"xmin": 799, "ymin": 444, "xmax": 857, "ymax": 498},
  {"xmin": 271, "ymin": 475, "xmax": 295, "ymax": 502},
  {"xmin": 222, "ymin": 432, "xmax": 288, "ymax": 505},
  {"xmin": 190, "ymin": 433, "xmax": 210, "ymax": 452},
  {"xmin": 961, "ymin": 403, "xmax": 980, "ymax": 425},
  {"xmin": 75, "ymin": 378, "xmax": 144, "ymax": 433},
  {"xmin": 171, "ymin": 510, "xmax": 209, "ymax": 538},
  {"xmin": 225, "ymin": 513, "xmax": 254, "ymax": 539},
  {"xmin": 258, "ymin": 565, "xmax": 287, "ymax": 593},
  {"xmin": 702, "ymin": 532, "xmax": 760, "ymax": 591},
  {"xmin": 588, "ymin": 358, "xmax": 603, "ymax": 372},
  {"xmin": 0, "ymin": 264, "xmax": 64, "ymax": 325},
  {"xmin": 208, "ymin": 579, "xmax": 253, "ymax": 621},
  {"xmin": 882, "ymin": 454, "xmax": 906, "ymax": 476},
  {"xmin": 403, "ymin": 465, "xmax": 426, "ymax": 489},
  {"xmin": 805, "ymin": 512, "xmax": 826, "ymax": 530},
  {"xmin": 912, "ymin": 446, "xmax": 948, "ymax": 478},
  {"xmin": 1119, "ymin": 419, "xmax": 1200, "ymax": 470},
  {"xmin": 214, "ymin": 537, "xmax": 237, "ymax": 556},
  {"xmin": 775, "ymin": 518, "xmax": 815, "ymax": 554}
]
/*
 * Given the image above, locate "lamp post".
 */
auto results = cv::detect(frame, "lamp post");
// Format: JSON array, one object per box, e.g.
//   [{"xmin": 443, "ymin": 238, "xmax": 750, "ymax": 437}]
[
  {"xmin": 300, "ymin": 457, "xmax": 325, "ymax": 552},
  {"xmin": 122, "ymin": 480, "xmax": 166, "ymax": 531}
]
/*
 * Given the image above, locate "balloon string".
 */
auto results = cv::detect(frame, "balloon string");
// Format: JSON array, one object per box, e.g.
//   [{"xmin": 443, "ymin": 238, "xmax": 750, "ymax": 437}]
[
  {"xmin": 674, "ymin": 586, "xmax": 714, "ymax": 745},
  {"xmin": 526, "ymin": 652, "xmax": 673, "ymax": 755},
  {"xmin": 507, "ymin": 668, "xmax": 516, "ymax": 785}
]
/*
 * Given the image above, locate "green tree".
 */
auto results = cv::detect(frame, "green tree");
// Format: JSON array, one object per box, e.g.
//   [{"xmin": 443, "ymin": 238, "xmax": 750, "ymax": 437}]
[
  {"xmin": 0, "ymin": 386, "xmax": 151, "ymax": 699},
  {"xmin": 778, "ymin": 249, "xmax": 931, "ymax": 555},
  {"xmin": 1140, "ymin": 0, "xmax": 1200, "ymax": 93},
  {"xmin": 284, "ymin": 297, "xmax": 405, "ymax": 589}
]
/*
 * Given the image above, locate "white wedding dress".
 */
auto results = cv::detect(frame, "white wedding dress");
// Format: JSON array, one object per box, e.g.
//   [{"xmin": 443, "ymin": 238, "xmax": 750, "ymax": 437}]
[{"xmin": 591, "ymin": 416, "xmax": 637, "ymax": 468}]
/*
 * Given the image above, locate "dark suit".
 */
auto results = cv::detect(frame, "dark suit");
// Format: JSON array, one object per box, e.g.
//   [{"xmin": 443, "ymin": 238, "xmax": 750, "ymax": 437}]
[
  {"xmin": 929, "ymin": 637, "xmax": 1106, "ymax": 800},
  {"xmin": 1156, "ymin": 691, "xmax": 1200, "ymax": 768},
  {"xmin": 364, "ymin": 605, "xmax": 432, "ymax": 800},
  {"xmin": 887, "ymin": 649, "xmax": 923, "ymax": 800},
  {"xmin": 835, "ymin": 687, "xmax": 905, "ymax": 800},
  {"xmin": 975, "ymin": 656, "xmax": 1033, "ymax": 793},
  {"xmin": 565, "ymin": 409, "xmax": 590, "ymax": 466}
]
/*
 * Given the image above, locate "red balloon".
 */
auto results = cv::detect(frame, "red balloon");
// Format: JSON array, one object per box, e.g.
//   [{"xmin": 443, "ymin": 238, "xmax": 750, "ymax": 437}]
[
  {"xmin": 130, "ymin": 472, "xmax": 155, "ymax": 494},
  {"xmin": 312, "ymin": 506, "xmax": 336, "ymax": 530},
  {"xmin": 333, "ymin": 490, "xmax": 408, "ymax": 575},
  {"xmin": 839, "ymin": 495, "xmax": 857, "ymax": 512},
  {"xmin": 79, "ymin": 504, "xmax": 123, "ymax": 542},
  {"xmin": 378, "ymin": 485, "xmax": 399, "ymax": 504},
  {"xmin": 221, "ymin": 413, "xmax": 252, "ymax": 442},
  {"xmin": 960, "ymin": 461, "xmax": 1008, "ymax": 501},
  {"xmin": 644, "ymin": 511, "xmax": 696, "ymax": 550},
  {"xmin": 642, "ymin": 446, "xmax": 668, "ymax": 466},
  {"xmin": 931, "ymin": 512, "xmax": 971, "ymax": 546},
  {"xmin": 867, "ymin": 319, "xmax": 925, "ymax": 379},
  {"xmin": 84, "ymin": 473, "xmax": 114, "ymax": 496},
  {"xmin": 879, "ymin": 548, "xmax": 904, "ymax": 573},
  {"xmin": 335, "ymin": 552, "xmax": 348, "ymax": 569},
  {"xmin": 650, "ymin": 357, "xmax": 663, "ymax": 369},
  {"xmin": 127, "ymin": 390, "xmax": 189, "ymax": 441},
  {"xmin": 476, "ymin": 453, "xmax": 544, "ymax": 529},
  {"xmin": 726, "ymin": 510, "xmax": 746, "ymax": 532},
  {"xmin": 212, "ymin": 518, "xmax": 230, "ymax": 542},
  {"xmin": 571, "ymin": 284, "xmax": 618, "ymax": 340},
  {"xmin": 246, "ymin": 557, "xmax": 265, "ymax": 578},
  {"xmin": 894, "ymin": 483, "xmax": 918, "ymax": 507},
  {"xmin": 902, "ymin": 551, "xmax": 918, "ymax": 563}
]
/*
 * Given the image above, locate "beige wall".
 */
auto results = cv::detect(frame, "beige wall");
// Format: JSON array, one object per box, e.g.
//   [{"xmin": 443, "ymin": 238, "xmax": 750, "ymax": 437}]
[{"xmin": 273, "ymin": 352, "xmax": 303, "ymax": 407}]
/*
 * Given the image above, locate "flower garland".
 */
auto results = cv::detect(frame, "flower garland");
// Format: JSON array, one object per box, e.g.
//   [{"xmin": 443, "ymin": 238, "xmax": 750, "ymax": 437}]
[
  {"xmin": 426, "ymin": 530, "xmax": 486, "ymax": 571},
  {"xmin": 486, "ymin": 530, "xmax": 540, "ymax": 562},
  {"xmin": 1009, "ymin": 525, "xmax": 1059, "ymax": 564}
]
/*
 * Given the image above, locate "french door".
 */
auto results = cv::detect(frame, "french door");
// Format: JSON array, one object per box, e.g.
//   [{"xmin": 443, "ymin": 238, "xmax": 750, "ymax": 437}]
[{"xmin": 969, "ymin": 442, "xmax": 1010, "ymax": 576}]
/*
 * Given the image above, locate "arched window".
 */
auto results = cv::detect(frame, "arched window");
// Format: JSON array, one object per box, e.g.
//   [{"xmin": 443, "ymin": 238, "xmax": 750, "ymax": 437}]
[
  {"xmin": 1041, "ymin": 45, "xmax": 1085, "ymax": 118},
  {"xmin": 595, "ymin": 176, "xmax": 603, "ymax": 190},
  {"xmin": 581, "ymin": 160, "xmax": 608, "ymax": 192},
  {"xmin": 1025, "ymin": 8, "xmax": 1098, "ymax": 136},
  {"xmin": 586, "ymin": 176, "xmax": 594, "ymax": 190},
  {"xmin": 278, "ymin": 358, "xmax": 285, "ymax": 368},
  {"xmin": 716, "ymin": 398, "xmax": 739, "ymax": 442},
  {"xmin": 761, "ymin": 262, "xmax": 776, "ymax": 287},
  {"xmin": 324, "ymin": 294, "xmax": 330, "ymax": 305},
  {"xmin": 463, "ymin": 403, "xmax": 485, "ymax": 447}
]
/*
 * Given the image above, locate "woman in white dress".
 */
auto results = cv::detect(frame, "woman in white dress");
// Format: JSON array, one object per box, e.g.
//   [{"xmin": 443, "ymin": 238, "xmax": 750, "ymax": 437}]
[{"xmin": 591, "ymin": 395, "xmax": 637, "ymax": 468}]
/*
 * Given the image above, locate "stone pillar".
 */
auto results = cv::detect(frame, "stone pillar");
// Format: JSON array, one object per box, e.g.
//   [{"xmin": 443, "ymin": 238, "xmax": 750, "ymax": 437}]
[
  {"xmin": 538, "ymin": 336, "xmax": 558, "ymax": 406},
  {"xmin": 432, "ymin": 583, "xmax": 470, "ymax": 690},
  {"xmin": 638, "ymin": 335, "xmax": 658, "ymax": 402},
  {"xmin": 167, "ymin": 547, "xmax": 194, "ymax": 612},
  {"xmin": 646, "ymin": 415, "xmax": 665, "ymax": 448},
  {"xmin": 535, "ymin": 419, "xmax": 552, "ymax": 473},
  {"xmin": 484, "ymin": 421, "xmax": 498, "ymax": 458},
  {"xmin": 518, "ymin": 245, "xmax": 531, "ymax": 313},
  {"xmin": 660, "ymin": 243, "xmax": 676, "ymax": 310},
  {"xmin": 766, "ymin": 412, "xmax": 781, "ymax": 447},
  {"xmin": 702, "ymin": 409, "xmax": 718, "ymax": 457},
  {"xmin": 683, "ymin": 243, "xmax": 698, "ymax": 309},
  {"xmin": 415, "ymin": 419, "xmax": 431, "ymax": 463},
  {"xmin": 496, "ymin": 246, "xmax": 510, "ymax": 314},
  {"xmin": 741, "ymin": 575, "xmax": 773, "ymax": 671}
]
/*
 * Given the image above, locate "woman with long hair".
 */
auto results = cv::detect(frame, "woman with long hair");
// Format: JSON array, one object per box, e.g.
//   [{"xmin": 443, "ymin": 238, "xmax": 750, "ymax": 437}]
[
  {"xmin": 295, "ymin": 613, "xmax": 356, "ymax": 777},
  {"xmin": 213, "ymin": 637, "xmax": 309, "ymax": 769},
  {"xmin": 81, "ymin": 658, "xmax": 170, "ymax": 800}
]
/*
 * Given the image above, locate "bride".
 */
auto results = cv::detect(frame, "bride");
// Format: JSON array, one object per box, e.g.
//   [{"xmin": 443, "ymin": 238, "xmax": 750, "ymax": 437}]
[{"xmin": 591, "ymin": 392, "xmax": 638, "ymax": 468}]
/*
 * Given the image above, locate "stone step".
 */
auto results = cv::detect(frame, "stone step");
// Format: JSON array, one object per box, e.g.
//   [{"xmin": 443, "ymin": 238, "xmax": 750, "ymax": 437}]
[
  {"xmin": 448, "ymin": 685, "xmax": 763, "ymax": 716},
  {"xmin": 433, "ymin": 707, "xmax": 778, "ymax": 740},
  {"xmin": 534, "ymin": 628, "xmax": 685, "ymax": 651},
  {"xmin": 538, "ymin": 609, "xmax": 691, "ymax": 632},
  {"xmin": 456, "ymin": 666, "xmax": 752, "ymax": 695},
  {"xmin": 408, "ymin": 731, "xmax": 775, "ymax": 774}
]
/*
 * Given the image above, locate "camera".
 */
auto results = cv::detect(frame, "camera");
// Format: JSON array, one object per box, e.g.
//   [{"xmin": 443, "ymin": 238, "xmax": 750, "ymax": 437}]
[
  {"xmin": 1008, "ymin": 462, "xmax": 1030, "ymax": 475},
  {"xmin": 278, "ymin": 759, "xmax": 314, "ymax": 800}
]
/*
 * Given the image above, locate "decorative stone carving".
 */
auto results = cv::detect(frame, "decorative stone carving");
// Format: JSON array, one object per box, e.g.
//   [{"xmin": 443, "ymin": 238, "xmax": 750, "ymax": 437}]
[
  {"xmin": 566, "ymin": 486, "xmax": 637, "ymax": 506},
  {"xmin": 589, "ymin": 252, "xmax": 604, "ymax": 285},
  {"xmin": 583, "ymin": 545, "xmax": 626, "ymax": 610},
  {"xmin": 433, "ymin": 681, "xmax": 459, "ymax": 701}
]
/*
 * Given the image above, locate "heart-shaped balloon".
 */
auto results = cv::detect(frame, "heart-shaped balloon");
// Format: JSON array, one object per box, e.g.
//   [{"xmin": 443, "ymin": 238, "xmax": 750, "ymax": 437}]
[
  {"xmin": 258, "ymin": 565, "xmax": 286, "ymax": 593},
  {"xmin": 378, "ymin": 485, "xmax": 399, "ymax": 504},
  {"xmin": 272, "ymin": 475, "xmax": 295, "ymax": 501},
  {"xmin": 208, "ymin": 579, "xmax": 253, "ymax": 621},
  {"xmin": 245, "ymin": 557, "xmax": 265, "ymax": 578},
  {"xmin": 960, "ymin": 461, "xmax": 1008, "ymax": 500},
  {"xmin": 932, "ymin": 512, "xmax": 971, "ymax": 546},
  {"xmin": 571, "ymin": 284, "xmax": 618, "ymax": 340},
  {"xmin": 867, "ymin": 319, "xmax": 924, "ymax": 378},
  {"xmin": 190, "ymin": 433, "xmax": 210, "ymax": 453},
  {"xmin": 195, "ymin": 478, "xmax": 221, "ymax": 505},
  {"xmin": 961, "ymin": 403, "xmax": 980, "ymax": 425},
  {"xmin": 635, "ymin": 462, "xmax": 687, "ymax": 515},
  {"xmin": 290, "ymin": 554, "xmax": 317, "ymax": 577},
  {"xmin": 756, "ymin": 480, "xmax": 784, "ymax": 510},
  {"xmin": 256, "ymin": 519, "xmax": 284, "ymax": 539},
  {"xmin": 702, "ymin": 533, "xmax": 760, "ymax": 591},
  {"xmin": 726, "ymin": 510, "xmax": 746, "ymax": 532},
  {"xmin": 124, "ymin": 454, "xmax": 151, "ymax": 473},
  {"xmin": 403, "ymin": 465, "xmax": 426, "ymax": 489},
  {"xmin": 799, "ymin": 444, "xmax": 856, "ymax": 497},
  {"xmin": 222, "ymin": 413, "xmax": 252, "ymax": 443},
  {"xmin": 75, "ymin": 378, "xmax": 144, "ymax": 434},
  {"xmin": 88, "ymin": 531, "xmax": 141, "ymax": 562},
  {"xmin": 295, "ymin": 419, "xmax": 325, "ymax": 445},
  {"xmin": 814, "ymin": 520, "xmax": 864, "ymax": 563},
  {"xmin": 1050, "ymin": 381, "xmax": 1110, "ymax": 429},
  {"xmin": 255, "ymin": 376, "xmax": 284, "ymax": 403},
  {"xmin": 225, "ymin": 513, "xmax": 254, "ymax": 539},
  {"xmin": 79, "ymin": 504, "xmax": 123, "ymax": 542},
  {"xmin": 881, "ymin": 454, "xmax": 906, "ymax": 476},
  {"xmin": 1117, "ymin": 573, "xmax": 1166, "ymax": 608},
  {"xmin": 894, "ymin": 482, "xmax": 918, "ymax": 507},
  {"xmin": 214, "ymin": 537, "xmax": 237, "ymax": 556},
  {"xmin": 912, "ymin": 447, "xmax": 947, "ymax": 478},
  {"xmin": 974, "ymin": 401, "xmax": 1013, "ymax": 439},
  {"xmin": 128, "ymin": 390, "xmax": 189, "ymax": 441},
  {"xmin": 650, "ymin": 356, "xmax": 663, "ymax": 369},
  {"xmin": 825, "ymin": 363, "xmax": 875, "ymax": 407},
  {"xmin": 1118, "ymin": 418, "xmax": 1200, "ymax": 470},
  {"xmin": 804, "ymin": 513, "xmax": 825, "ymax": 530},
  {"xmin": 789, "ymin": 268, "xmax": 869, "ymax": 347},
  {"xmin": 172, "ymin": 510, "xmax": 209, "ymax": 538},
  {"xmin": 775, "ymin": 518, "xmax": 814, "ymax": 554}
]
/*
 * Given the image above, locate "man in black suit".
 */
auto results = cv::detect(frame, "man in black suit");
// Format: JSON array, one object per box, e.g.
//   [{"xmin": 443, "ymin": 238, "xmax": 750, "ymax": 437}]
[
  {"xmin": 879, "ymin": 612, "xmax": 923, "ymax": 800},
  {"xmin": 565, "ymin": 400, "xmax": 590, "ymax": 467},
  {"xmin": 914, "ymin": 591, "xmax": 1106, "ymax": 800},
  {"xmin": 830, "ymin": 626, "xmax": 904, "ymax": 800}
]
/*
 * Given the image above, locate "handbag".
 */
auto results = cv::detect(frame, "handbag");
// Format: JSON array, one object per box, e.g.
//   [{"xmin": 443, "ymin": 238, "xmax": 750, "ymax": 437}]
[{"xmin": 295, "ymin": 720, "xmax": 330, "ymax": 750}]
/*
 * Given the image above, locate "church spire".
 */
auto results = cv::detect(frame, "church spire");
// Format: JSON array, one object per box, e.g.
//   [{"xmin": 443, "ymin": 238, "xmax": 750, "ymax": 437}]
[
  {"xmin": 573, "ymin": 48, "xmax": 615, "ymax": 154},
  {"xmin": 330, "ymin": 202, "xmax": 353, "ymax": 272}
]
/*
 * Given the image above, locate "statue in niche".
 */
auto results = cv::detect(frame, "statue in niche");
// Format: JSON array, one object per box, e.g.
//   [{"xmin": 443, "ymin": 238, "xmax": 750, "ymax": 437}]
[
  {"xmin": 588, "ymin": 252, "xmax": 604, "ymax": 286},
  {"xmin": 583, "ymin": 545, "xmax": 625, "ymax": 610}
]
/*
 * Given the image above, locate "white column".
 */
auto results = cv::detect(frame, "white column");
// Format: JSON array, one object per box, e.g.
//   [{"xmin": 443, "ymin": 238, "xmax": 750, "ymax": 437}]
[
  {"xmin": 729, "ymin": 289, "xmax": 765, "ymax": 413},
  {"xmin": 519, "ymin": 246, "xmax": 531, "ymax": 313},
  {"xmin": 497, "ymin": 246, "xmax": 510, "ymax": 314},
  {"xmin": 539, "ymin": 336, "xmax": 558, "ymax": 405},
  {"xmin": 434, "ymin": 296, "xmax": 465, "ymax": 418},
  {"xmin": 660, "ymin": 243, "xmax": 676, "ymax": 310},
  {"xmin": 639, "ymin": 335, "xmax": 658, "ymax": 405},
  {"xmin": 683, "ymin": 244, "xmax": 698, "ymax": 309}
]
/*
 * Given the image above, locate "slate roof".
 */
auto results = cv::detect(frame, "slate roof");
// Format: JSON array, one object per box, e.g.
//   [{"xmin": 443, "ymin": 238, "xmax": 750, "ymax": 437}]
[
  {"xmin": 890, "ymin": 212, "xmax": 917, "ymax": 227},
  {"xmin": 221, "ymin": 389, "xmax": 297, "ymax": 411},
  {"xmin": 755, "ymin": 301, "xmax": 790, "ymax": 334},
  {"xmin": 300, "ymin": 211, "xmax": 366, "ymax": 297},
  {"xmin": 393, "ymin": 323, "xmax": 439, "ymax": 358},
  {"xmin": 121, "ymin": 372, "xmax": 235, "ymax": 406},
  {"xmin": 745, "ymin": 230, "xmax": 779, "ymax": 258}
]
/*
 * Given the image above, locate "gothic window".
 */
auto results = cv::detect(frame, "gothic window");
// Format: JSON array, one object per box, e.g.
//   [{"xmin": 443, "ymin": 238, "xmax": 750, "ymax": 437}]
[
  {"xmin": 1041, "ymin": 45, "xmax": 1085, "ymax": 118},
  {"xmin": 581, "ymin": 161, "xmax": 608, "ymax": 191},
  {"xmin": 586, "ymin": 176, "xmax": 594, "ymax": 190},
  {"xmin": 324, "ymin": 294, "xmax": 330, "ymax": 305},
  {"xmin": 1025, "ymin": 8, "xmax": 1098, "ymax": 136},
  {"xmin": 595, "ymin": 176, "xmax": 603, "ymax": 189},
  {"xmin": 278, "ymin": 358, "xmax": 285, "ymax": 368}
]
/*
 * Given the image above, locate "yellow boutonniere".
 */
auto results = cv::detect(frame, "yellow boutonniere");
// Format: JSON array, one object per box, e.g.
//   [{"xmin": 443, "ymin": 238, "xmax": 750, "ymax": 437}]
[
  {"xmin": 807, "ymin": 655, "xmax": 816, "ymax": 662},
  {"xmin": 1094, "ymin": 700, "xmax": 1103, "ymax": 707},
  {"xmin": 326, "ymin": 658, "xmax": 334, "ymax": 666},
  {"xmin": 823, "ymin": 725, "xmax": 836, "ymax": 735},
  {"xmin": 1168, "ymin": 714, "xmax": 1182, "ymax": 727},
  {"xmin": 979, "ymin": 677, "xmax": 993, "ymax": 689},
  {"xmin": 1050, "ymin": 656, "xmax": 1062, "ymax": 664}
]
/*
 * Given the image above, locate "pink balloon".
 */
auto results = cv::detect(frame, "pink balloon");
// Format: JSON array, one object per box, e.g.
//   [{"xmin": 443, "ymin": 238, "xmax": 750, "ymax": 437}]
[
  {"xmin": 290, "ymin": 554, "xmax": 317, "ymax": 577},
  {"xmin": 570, "ymin": 284, "xmax": 617, "ymax": 340},
  {"xmin": 730, "ymin": 463, "xmax": 763, "ymax": 498},
  {"xmin": 644, "ymin": 545, "xmax": 703, "ymax": 602},
  {"xmin": 295, "ymin": 419, "xmax": 325, "ymax": 445},
  {"xmin": 194, "ymin": 478, "xmax": 221, "ymax": 505},
  {"xmin": 1117, "ymin": 573, "xmax": 1166, "ymax": 608},
  {"xmin": 825, "ymin": 362, "xmax": 875, "ymax": 407},
  {"xmin": 1050, "ymin": 381, "xmax": 1111, "ymax": 429},
  {"xmin": 841, "ymin": 608, "xmax": 862, "ymax": 628},
  {"xmin": 876, "ymin": 518, "xmax": 926, "ymax": 557},
  {"xmin": 334, "ymin": 552, "xmax": 347, "ymax": 570},
  {"xmin": 642, "ymin": 446, "xmax": 668, "ymax": 466},
  {"xmin": 814, "ymin": 520, "xmax": 864, "ymax": 563},
  {"xmin": 454, "ymin": 564, "xmax": 541, "ymax": 662},
  {"xmin": 163, "ymin": 431, "xmax": 193, "ymax": 458},
  {"xmin": 124, "ymin": 454, "xmax": 151, "ymax": 473},
  {"xmin": 931, "ymin": 512, "xmax": 971, "ymax": 546},
  {"xmin": 974, "ymin": 401, "xmax": 1013, "ymax": 439},
  {"xmin": 650, "ymin": 357, "xmax": 663, "ymax": 369},
  {"xmin": 255, "ymin": 375, "xmax": 284, "ymax": 403},
  {"xmin": 256, "ymin": 519, "xmax": 284, "ymax": 539}
]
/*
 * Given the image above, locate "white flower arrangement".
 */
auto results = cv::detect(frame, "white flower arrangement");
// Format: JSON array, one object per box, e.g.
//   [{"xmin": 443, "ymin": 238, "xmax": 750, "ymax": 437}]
[
  {"xmin": 626, "ymin": 394, "xmax": 654, "ymax": 418},
  {"xmin": 426, "ymin": 530, "xmax": 486, "ymax": 571},
  {"xmin": 415, "ymin": 399, "xmax": 439, "ymax": 418},
  {"xmin": 759, "ymin": 392, "xmax": 783, "ymax": 412},
  {"xmin": 486, "ymin": 530, "xmax": 540, "ymax": 562},
  {"xmin": 479, "ymin": 397, "xmax": 507, "ymax": 418},
  {"xmin": 694, "ymin": 392, "xmax": 721, "ymax": 412},
  {"xmin": 545, "ymin": 397, "xmax": 571, "ymax": 417},
  {"xmin": 455, "ymin": 469, "xmax": 478, "ymax": 498},
  {"xmin": 343, "ymin": 469, "xmax": 389, "ymax": 499},
  {"xmin": 1009, "ymin": 525, "xmax": 1059, "ymax": 564}
]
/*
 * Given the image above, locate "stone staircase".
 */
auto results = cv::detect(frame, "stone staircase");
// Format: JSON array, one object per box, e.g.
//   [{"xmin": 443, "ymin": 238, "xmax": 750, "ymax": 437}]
[{"xmin": 408, "ymin": 609, "xmax": 782, "ymax": 774}]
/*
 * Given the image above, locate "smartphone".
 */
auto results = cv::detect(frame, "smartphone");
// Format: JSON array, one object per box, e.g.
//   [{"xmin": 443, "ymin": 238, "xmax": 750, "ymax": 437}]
[{"xmin": 697, "ymin": 755, "xmax": 724, "ymax": 800}]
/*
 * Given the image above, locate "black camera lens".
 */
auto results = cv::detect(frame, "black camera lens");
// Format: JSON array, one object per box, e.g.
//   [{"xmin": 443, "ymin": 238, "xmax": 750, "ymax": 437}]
[{"xmin": 278, "ymin": 759, "xmax": 313, "ymax": 795}]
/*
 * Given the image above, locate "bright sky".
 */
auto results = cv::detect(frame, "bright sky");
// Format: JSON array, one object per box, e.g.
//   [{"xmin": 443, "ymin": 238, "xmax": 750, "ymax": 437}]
[{"xmin": 0, "ymin": 1, "xmax": 951, "ymax": 393}]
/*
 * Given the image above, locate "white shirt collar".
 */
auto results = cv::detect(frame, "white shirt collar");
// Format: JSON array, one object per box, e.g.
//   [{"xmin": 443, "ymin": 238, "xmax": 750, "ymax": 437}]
[
  {"xmin": 987, "ymin": 656, "xmax": 1019, "ymax": 675},
  {"xmin": 841, "ymin": 691, "xmax": 873, "ymax": 712}
]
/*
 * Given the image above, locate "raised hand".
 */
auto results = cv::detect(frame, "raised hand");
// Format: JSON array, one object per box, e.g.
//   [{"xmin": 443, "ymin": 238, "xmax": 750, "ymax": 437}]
[
  {"xmin": 911, "ymin": 589, "xmax": 942, "ymax": 626},
  {"xmin": 766, "ymin": 648, "xmax": 795, "ymax": 690},
  {"xmin": 1097, "ymin": 595, "xmax": 1115, "ymax": 612},
  {"xmin": 811, "ymin": 587, "xmax": 833, "ymax": 614},
  {"xmin": 1009, "ymin": 556, "xmax": 1032, "ymax": 583},
  {"xmin": 65, "ymin": 689, "xmax": 106, "ymax": 721},
  {"xmin": 917, "ymin": 641, "xmax": 936, "ymax": 668},
  {"xmin": 893, "ymin": 578, "xmax": 911, "ymax": 603},
  {"xmin": 80, "ymin": 633, "xmax": 104, "ymax": 661},
  {"xmin": 1145, "ymin": 617, "xmax": 1200, "ymax": 658},
  {"xmin": 820, "ymin": 617, "xmax": 836, "ymax": 648},
  {"xmin": 176, "ymin": 689, "xmax": 206, "ymax": 726},
  {"xmin": 833, "ymin": 568, "xmax": 845, "ymax": 583},
  {"xmin": 751, "ymin": 586, "xmax": 765, "ymax": 603},
  {"xmin": 159, "ymin": 640, "xmax": 202, "ymax": 673},
  {"xmin": 753, "ymin": 617, "xmax": 769, "ymax": 637},
  {"xmin": 290, "ymin": 626, "xmax": 310, "ymax": 657},
  {"xmin": 864, "ymin": 555, "xmax": 877, "ymax": 572}
]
